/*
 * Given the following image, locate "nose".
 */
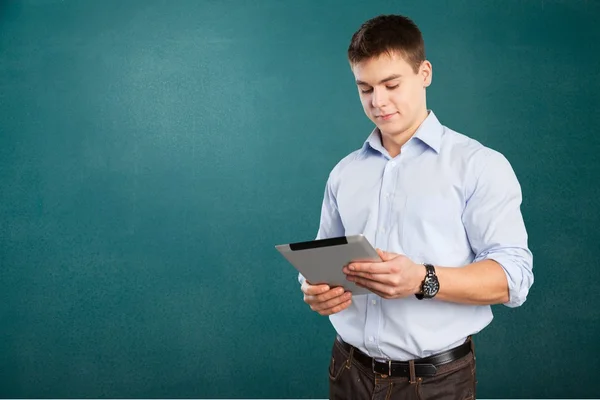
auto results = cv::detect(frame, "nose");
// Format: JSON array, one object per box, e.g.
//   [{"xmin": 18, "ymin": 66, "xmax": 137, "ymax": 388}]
[{"xmin": 371, "ymin": 87, "xmax": 389, "ymax": 109}]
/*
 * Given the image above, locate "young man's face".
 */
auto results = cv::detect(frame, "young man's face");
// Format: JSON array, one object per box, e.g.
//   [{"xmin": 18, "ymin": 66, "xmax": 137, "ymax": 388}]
[{"xmin": 351, "ymin": 52, "xmax": 432, "ymax": 143}]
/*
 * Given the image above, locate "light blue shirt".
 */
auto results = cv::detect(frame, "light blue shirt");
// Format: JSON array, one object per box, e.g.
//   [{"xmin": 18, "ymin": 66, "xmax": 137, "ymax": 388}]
[{"xmin": 303, "ymin": 111, "xmax": 533, "ymax": 361}]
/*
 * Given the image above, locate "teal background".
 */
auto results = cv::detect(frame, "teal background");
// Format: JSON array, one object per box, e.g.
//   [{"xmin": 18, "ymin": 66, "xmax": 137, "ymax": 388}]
[{"xmin": 1, "ymin": 0, "xmax": 599, "ymax": 398}]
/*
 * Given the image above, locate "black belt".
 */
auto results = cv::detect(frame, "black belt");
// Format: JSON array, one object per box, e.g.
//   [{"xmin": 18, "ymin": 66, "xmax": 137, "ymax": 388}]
[{"xmin": 336, "ymin": 335, "xmax": 471, "ymax": 377}]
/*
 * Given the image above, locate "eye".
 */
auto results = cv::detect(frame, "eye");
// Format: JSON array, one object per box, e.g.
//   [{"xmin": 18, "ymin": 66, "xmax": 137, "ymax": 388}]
[
  {"xmin": 386, "ymin": 84, "xmax": 399, "ymax": 90},
  {"xmin": 360, "ymin": 87, "xmax": 373, "ymax": 94}
]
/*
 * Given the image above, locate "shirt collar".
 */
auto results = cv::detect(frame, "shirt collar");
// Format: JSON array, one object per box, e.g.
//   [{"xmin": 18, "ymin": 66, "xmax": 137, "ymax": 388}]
[{"xmin": 362, "ymin": 110, "xmax": 443, "ymax": 156}]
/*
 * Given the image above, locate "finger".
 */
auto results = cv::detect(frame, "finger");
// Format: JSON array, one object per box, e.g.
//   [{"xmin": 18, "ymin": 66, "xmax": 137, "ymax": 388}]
[
  {"xmin": 314, "ymin": 287, "xmax": 345, "ymax": 303},
  {"xmin": 318, "ymin": 299, "xmax": 352, "ymax": 316},
  {"xmin": 376, "ymin": 248, "xmax": 400, "ymax": 262},
  {"xmin": 348, "ymin": 276, "xmax": 396, "ymax": 298},
  {"xmin": 304, "ymin": 286, "xmax": 346, "ymax": 306},
  {"xmin": 345, "ymin": 261, "xmax": 392, "ymax": 274},
  {"xmin": 301, "ymin": 281, "xmax": 330, "ymax": 295},
  {"xmin": 354, "ymin": 282, "xmax": 388, "ymax": 299},
  {"xmin": 345, "ymin": 270, "xmax": 390, "ymax": 283},
  {"xmin": 311, "ymin": 291, "xmax": 352, "ymax": 312}
]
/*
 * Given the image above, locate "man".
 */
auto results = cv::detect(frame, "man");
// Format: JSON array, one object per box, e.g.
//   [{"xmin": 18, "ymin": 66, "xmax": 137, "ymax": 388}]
[{"xmin": 299, "ymin": 14, "xmax": 534, "ymax": 399}]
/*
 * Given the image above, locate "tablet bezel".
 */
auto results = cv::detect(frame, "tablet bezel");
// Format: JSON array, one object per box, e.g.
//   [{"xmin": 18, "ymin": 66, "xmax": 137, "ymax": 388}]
[{"xmin": 275, "ymin": 234, "xmax": 381, "ymax": 295}]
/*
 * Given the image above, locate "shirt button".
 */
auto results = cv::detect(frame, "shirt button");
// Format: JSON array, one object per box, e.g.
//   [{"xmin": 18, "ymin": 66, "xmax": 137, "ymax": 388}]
[
  {"xmin": 372, "ymin": 300, "xmax": 377, "ymax": 305},
  {"xmin": 390, "ymin": 161, "xmax": 396, "ymax": 167},
  {"xmin": 369, "ymin": 336, "xmax": 375, "ymax": 342},
  {"xmin": 380, "ymin": 228, "xmax": 386, "ymax": 233}
]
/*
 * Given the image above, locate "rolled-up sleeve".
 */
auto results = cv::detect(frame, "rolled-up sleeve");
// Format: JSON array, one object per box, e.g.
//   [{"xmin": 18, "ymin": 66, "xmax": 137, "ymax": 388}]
[
  {"xmin": 298, "ymin": 174, "xmax": 345, "ymax": 286},
  {"xmin": 462, "ymin": 149, "xmax": 534, "ymax": 307}
]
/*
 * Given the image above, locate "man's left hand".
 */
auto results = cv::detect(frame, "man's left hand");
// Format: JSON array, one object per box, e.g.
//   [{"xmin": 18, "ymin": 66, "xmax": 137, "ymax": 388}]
[{"xmin": 343, "ymin": 249, "xmax": 425, "ymax": 299}]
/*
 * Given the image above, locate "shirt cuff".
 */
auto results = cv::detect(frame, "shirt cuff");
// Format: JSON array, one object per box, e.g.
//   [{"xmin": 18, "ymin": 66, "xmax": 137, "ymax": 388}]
[{"xmin": 476, "ymin": 249, "xmax": 534, "ymax": 308}]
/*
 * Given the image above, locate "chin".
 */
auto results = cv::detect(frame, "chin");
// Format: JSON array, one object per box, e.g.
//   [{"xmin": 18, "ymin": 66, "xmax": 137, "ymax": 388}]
[{"xmin": 378, "ymin": 122, "xmax": 405, "ymax": 136}]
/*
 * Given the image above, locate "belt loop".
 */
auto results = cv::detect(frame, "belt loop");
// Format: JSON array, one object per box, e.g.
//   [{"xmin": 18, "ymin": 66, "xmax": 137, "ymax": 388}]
[
  {"xmin": 409, "ymin": 360, "xmax": 417, "ymax": 384},
  {"xmin": 346, "ymin": 346, "xmax": 354, "ymax": 369},
  {"xmin": 469, "ymin": 335, "xmax": 476, "ymax": 360}
]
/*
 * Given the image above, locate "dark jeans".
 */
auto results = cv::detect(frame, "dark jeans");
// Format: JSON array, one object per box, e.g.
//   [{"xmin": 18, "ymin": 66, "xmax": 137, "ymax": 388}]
[{"xmin": 329, "ymin": 337, "xmax": 477, "ymax": 400}]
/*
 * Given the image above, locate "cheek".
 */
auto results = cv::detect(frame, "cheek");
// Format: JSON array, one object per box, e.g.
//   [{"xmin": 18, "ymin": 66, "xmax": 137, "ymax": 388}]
[
  {"xmin": 408, "ymin": 84, "xmax": 424, "ymax": 103},
  {"xmin": 392, "ymin": 89, "xmax": 418, "ymax": 111},
  {"xmin": 360, "ymin": 97, "xmax": 373, "ymax": 113},
  {"xmin": 390, "ymin": 93, "xmax": 408, "ymax": 110}
]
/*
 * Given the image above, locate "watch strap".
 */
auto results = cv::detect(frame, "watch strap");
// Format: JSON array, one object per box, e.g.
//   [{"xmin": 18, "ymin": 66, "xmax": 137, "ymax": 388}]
[{"xmin": 415, "ymin": 263, "xmax": 437, "ymax": 300}]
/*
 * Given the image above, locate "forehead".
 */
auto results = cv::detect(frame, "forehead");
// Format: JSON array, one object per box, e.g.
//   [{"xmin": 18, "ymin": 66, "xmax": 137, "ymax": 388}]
[{"xmin": 351, "ymin": 52, "xmax": 415, "ymax": 81}]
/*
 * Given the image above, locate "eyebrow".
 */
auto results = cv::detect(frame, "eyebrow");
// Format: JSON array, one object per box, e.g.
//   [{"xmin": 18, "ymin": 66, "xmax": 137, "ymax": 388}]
[{"xmin": 355, "ymin": 74, "xmax": 402, "ymax": 86}]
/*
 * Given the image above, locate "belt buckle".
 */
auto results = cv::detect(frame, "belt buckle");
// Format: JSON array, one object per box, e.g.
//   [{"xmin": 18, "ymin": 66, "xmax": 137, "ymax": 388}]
[{"xmin": 371, "ymin": 359, "xmax": 393, "ymax": 376}]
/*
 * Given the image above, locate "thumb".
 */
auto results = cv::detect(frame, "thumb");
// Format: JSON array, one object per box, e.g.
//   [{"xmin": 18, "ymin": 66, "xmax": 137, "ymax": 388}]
[{"xmin": 376, "ymin": 248, "xmax": 396, "ymax": 261}]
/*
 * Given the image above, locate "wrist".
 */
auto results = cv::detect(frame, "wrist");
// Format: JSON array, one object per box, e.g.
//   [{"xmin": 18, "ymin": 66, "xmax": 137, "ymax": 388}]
[
  {"xmin": 412, "ymin": 263, "xmax": 427, "ymax": 294},
  {"xmin": 415, "ymin": 263, "xmax": 440, "ymax": 300}
]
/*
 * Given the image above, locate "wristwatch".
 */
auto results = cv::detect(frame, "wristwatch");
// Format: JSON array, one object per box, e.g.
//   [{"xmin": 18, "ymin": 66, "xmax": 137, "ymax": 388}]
[{"xmin": 415, "ymin": 263, "xmax": 440, "ymax": 300}]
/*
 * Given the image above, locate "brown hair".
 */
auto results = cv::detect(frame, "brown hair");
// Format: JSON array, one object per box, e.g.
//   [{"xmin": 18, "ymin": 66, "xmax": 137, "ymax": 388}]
[{"xmin": 347, "ymin": 14, "xmax": 426, "ymax": 73}]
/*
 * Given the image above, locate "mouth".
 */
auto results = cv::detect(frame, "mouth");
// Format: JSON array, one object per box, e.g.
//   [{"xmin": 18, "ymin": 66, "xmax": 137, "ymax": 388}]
[{"xmin": 377, "ymin": 112, "xmax": 397, "ymax": 121}]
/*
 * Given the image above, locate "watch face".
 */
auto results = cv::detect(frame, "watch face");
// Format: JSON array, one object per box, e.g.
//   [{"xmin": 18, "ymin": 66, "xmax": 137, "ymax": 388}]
[{"xmin": 423, "ymin": 276, "xmax": 440, "ymax": 297}]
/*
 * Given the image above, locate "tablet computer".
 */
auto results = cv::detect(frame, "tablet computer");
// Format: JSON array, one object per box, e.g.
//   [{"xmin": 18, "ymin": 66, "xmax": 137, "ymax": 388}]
[{"xmin": 275, "ymin": 234, "xmax": 382, "ymax": 295}]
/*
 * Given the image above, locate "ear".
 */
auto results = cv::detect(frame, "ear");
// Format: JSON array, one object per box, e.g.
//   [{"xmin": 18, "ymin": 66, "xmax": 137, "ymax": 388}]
[{"xmin": 421, "ymin": 60, "xmax": 432, "ymax": 88}]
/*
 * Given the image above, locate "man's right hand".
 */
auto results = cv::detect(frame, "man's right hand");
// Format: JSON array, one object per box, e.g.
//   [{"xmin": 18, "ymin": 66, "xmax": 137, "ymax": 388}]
[{"xmin": 301, "ymin": 281, "xmax": 352, "ymax": 316}]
